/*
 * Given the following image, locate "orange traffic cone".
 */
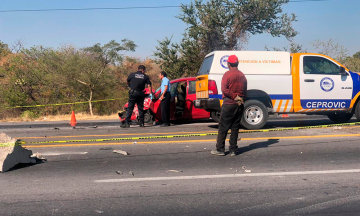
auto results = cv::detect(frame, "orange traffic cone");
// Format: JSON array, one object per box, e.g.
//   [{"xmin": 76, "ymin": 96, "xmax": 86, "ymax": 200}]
[
  {"xmin": 281, "ymin": 114, "xmax": 289, "ymax": 118},
  {"xmin": 70, "ymin": 111, "xmax": 77, "ymax": 127}
]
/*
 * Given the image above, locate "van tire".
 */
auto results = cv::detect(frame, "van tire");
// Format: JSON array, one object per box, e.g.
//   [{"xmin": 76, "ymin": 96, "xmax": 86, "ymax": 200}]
[
  {"xmin": 355, "ymin": 102, "xmax": 360, "ymax": 121},
  {"xmin": 241, "ymin": 100, "xmax": 268, "ymax": 130},
  {"xmin": 327, "ymin": 112, "xmax": 353, "ymax": 123},
  {"xmin": 211, "ymin": 111, "xmax": 221, "ymax": 123}
]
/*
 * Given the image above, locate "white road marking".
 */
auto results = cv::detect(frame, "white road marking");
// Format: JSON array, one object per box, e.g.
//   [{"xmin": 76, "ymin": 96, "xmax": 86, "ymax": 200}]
[
  {"xmin": 94, "ymin": 169, "xmax": 360, "ymax": 183},
  {"xmin": 40, "ymin": 152, "xmax": 88, "ymax": 156},
  {"xmin": 283, "ymin": 195, "xmax": 360, "ymax": 215}
]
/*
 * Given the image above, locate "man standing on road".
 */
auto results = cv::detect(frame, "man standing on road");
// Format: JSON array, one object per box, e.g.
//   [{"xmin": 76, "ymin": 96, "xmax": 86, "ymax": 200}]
[
  {"xmin": 211, "ymin": 55, "xmax": 247, "ymax": 156},
  {"xmin": 159, "ymin": 71, "xmax": 171, "ymax": 127},
  {"xmin": 121, "ymin": 65, "xmax": 152, "ymax": 128}
]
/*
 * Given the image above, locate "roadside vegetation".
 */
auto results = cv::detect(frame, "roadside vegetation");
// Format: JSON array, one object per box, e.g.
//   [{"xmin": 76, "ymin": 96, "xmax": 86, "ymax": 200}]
[{"xmin": 0, "ymin": 0, "xmax": 359, "ymax": 121}]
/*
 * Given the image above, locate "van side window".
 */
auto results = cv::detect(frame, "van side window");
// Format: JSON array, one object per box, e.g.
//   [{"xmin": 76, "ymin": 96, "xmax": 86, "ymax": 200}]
[
  {"xmin": 188, "ymin": 81, "xmax": 196, "ymax": 95},
  {"xmin": 303, "ymin": 56, "xmax": 340, "ymax": 75},
  {"xmin": 198, "ymin": 55, "xmax": 214, "ymax": 75}
]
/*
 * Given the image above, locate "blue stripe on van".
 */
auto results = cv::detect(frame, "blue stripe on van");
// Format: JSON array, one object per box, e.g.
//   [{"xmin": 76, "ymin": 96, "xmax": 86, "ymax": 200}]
[
  {"xmin": 209, "ymin": 94, "xmax": 223, "ymax": 99},
  {"xmin": 350, "ymin": 71, "xmax": 360, "ymax": 99},
  {"xmin": 269, "ymin": 95, "xmax": 293, "ymax": 100}
]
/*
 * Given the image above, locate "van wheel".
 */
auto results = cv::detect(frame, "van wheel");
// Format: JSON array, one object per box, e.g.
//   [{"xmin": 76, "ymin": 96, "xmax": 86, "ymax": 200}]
[
  {"xmin": 211, "ymin": 111, "xmax": 221, "ymax": 123},
  {"xmin": 241, "ymin": 100, "xmax": 268, "ymax": 130},
  {"xmin": 327, "ymin": 112, "xmax": 353, "ymax": 123},
  {"xmin": 355, "ymin": 102, "xmax": 360, "ymax": 121}
]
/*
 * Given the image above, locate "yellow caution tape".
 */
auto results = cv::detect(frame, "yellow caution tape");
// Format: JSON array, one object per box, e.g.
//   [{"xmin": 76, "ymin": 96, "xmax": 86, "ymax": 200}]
[
  {"xmin": 19, "ymin": 122, "xmax": 360, "ymax": 145},
  {"xmin": 5, "ymin": 98, "xmax": 125, "ymax": 109},
  {"xmin": 0, "ymin": 141, "xmax": 23, "ymax": 147}
]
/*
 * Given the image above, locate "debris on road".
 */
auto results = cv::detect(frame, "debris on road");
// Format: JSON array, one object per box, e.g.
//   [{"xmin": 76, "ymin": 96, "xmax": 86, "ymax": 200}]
[
  {"xmin": 116, "ymin": 171, "xmax": 123, "ymax": 175},
  {"xmin": 129, "ymin": 171, "xmax": 134, "ymax": 176},
  {"xmin": 95, "ymin": 210, "xmax": 104, "ymax": 214},
  {"xmin": 0, "ymin": 133, "xmax": 36, "ymax": 172},
  {"xmin": 99, "ymin": 147, "xmax": 113, "ymax": 150},
  {"xmin": 242, "ymin": 166, "xmax": 246, "ymax": 170},
  {"xmin": 133, "ymin": 141, "xmax": 137, "ymax": 145},
  {"xmin": 245, "ymin": 170, "xmax": 252, "ymax": 173},
  {"xmin": 31, "ymin": 152, "xmax": 47, "ymax": 161},
  {"xmin": 113, "ymin": 150, "xmax": 129, "ymax": 155},
  {"xmin": 167, "ymin": 170, "xmax": 183, "ymax": 173},
  {"xmin": 72, "ymin": 127, "xmax": 85, "ymax": 129},
  {"xmin": 333, "ymin": 126, "xmax": 342, "ymax": 130}
]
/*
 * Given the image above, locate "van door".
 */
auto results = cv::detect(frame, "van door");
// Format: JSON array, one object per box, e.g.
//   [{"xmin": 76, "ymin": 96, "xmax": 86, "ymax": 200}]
[{"xmin": 299, "ymin": 55, "xmax": 353, "ymax": 111}]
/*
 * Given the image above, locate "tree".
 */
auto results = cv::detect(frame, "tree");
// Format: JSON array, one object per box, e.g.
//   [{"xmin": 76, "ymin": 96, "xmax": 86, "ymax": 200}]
[
  {"xmin": 0, "ymin": 46, "xmax": 66, "ymax": 109},
  {"xmin": 353, "ymin": 51, "xmax": 360, "ymax": 59},
  {"xmin": 311, "ymin": 38, "xmax": 348, "ymax": 63},
  {"xmin": 265, "ymin": 42, "xmax": 306, "ymax": 53},
  {"xmin": 70, "ymin": 39, "xmax": 136, "ymax": 115},
  {"xmin": 0, "ymin": 41, "xmax": 10, "ymax": 58},
  {"xmin": 155, "ymin": 0, "xmax": 298, "ymax": 78},
  {"xmin": 179, "ymin": 0, "xmax": 297, "ymax": 53}
]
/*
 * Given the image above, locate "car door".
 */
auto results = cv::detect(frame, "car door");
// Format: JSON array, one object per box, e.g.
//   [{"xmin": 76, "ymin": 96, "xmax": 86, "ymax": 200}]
[
  {"xmin": 299, "ymin": 55, "xmax": 353, "ymax": 111},
  {"xmin": 151, "ymin": 82, "xmax": 178, "ymax": 121},
  {"xmin": 169, "ymin": 82, "xmax": 178, "ymax": 120}
]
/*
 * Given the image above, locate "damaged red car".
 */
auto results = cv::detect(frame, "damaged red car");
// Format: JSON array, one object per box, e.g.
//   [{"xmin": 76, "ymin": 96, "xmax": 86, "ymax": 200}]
[{"xmin": 119, "ymin": 77, "xmax": 211, "ymax": 124}]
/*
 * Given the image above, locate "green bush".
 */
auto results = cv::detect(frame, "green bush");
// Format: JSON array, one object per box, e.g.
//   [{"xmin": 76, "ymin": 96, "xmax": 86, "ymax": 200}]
[{"xmin": 20, "ymin": 110, "xmax": 39, "ymax": 120}]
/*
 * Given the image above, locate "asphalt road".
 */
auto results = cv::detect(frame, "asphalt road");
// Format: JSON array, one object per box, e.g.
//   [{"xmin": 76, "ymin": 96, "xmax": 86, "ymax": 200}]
[{"xmin": 1, "ymin": 115, "xmax": 360, "ymax": 216}]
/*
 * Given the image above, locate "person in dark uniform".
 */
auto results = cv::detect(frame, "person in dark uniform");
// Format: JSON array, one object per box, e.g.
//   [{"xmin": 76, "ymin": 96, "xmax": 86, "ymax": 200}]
[
  {"xmin": 211, "ymin": 55, "xmax": 247, "ymax": 156},
  {"xmin": 159, "ymin": 71, "xmax": 171, "ymax": 127},
  {"xmin": 121, "ymin": 65, "xmax": 152, "ymax": 128}
]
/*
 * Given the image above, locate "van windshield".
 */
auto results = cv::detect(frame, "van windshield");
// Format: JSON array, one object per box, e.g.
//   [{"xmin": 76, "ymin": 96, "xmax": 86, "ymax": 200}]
[{"xmin": 198, "ymin": 55, "xmax": 214, "ymax": 75}]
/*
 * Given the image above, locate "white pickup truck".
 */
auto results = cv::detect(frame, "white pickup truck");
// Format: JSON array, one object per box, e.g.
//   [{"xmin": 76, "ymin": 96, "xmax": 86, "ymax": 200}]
[{"xmin": 194, "ymin": 51, "xmax": 360, "ymax": 129}]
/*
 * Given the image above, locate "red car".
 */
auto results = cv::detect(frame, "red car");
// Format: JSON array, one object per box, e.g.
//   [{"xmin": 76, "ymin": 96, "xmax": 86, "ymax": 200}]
[
  {"xmin": 151, "ymin": 77, "xmax": 210, "ymax": 122},
  {"xmin": 119, "ymin": 77, "xmax": 210, "ymax": 124}
]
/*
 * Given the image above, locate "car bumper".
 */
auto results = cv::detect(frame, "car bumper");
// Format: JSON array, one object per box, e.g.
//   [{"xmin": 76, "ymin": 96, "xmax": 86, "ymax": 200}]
[{"xmin": 194, "ymin": 98, "xmax": 221, "ymax": 111}]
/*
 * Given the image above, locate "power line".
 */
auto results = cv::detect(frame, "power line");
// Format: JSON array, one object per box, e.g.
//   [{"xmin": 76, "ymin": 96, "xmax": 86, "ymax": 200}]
[
  {"xmin": 0, "ymin": 0, "xmax": 336, "ymax": 13},
  {"xmin": 0, "ymin": 6, "xmax": 179, "ymax": 13}
]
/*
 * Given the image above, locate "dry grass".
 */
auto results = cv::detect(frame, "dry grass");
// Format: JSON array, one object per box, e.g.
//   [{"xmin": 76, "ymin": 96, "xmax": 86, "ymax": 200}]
[{"xmin": 0, "ymin": 112, "xmax": 119, "ymax": 123}]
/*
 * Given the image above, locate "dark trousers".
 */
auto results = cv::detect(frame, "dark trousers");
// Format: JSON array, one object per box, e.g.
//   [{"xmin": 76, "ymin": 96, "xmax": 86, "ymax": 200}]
[
  {"xmin": 161, "ymin": 92, "xmax": 171, "ymax": 125},
  {"xmin": 216, "ymin": 104, "xmax": 244, "ymax": 153},
  {"xmin": 126, "ymin": 90, "xmax": 145, "ymax": 124}
]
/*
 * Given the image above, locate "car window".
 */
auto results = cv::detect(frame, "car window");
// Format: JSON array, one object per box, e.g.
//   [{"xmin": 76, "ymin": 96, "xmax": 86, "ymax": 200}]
[
  {"xmin": 170, "ymin": 82, "xmax": 178, "ymax": 97},
  {"xmin": 198, "ymin": 55, "xmax": 214, "ymax": 75},
  {"xmin": 177, "ymin": 82, "xmax": 186, "ymax": 95},
  {"xmin": 188, "ymin": 81, "xmax": 196, "ymax": 95},
  {"xmin": 303, "ymin": 56, "xmax": 340, "ymax": 75}
]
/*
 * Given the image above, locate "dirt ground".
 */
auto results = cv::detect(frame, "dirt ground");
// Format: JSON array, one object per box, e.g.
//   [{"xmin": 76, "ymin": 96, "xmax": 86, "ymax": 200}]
[{"xmin": 0, "ymin": 113, "xmax": 119, "ymax": 123}]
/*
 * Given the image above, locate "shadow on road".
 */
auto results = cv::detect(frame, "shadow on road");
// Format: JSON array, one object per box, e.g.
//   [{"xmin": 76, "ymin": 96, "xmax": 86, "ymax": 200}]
[
  {"xmin": 207, "ymin": 118, "xmax": 358, "ymax": 130},
  {"xmin": 238, "ymin": 139, "xmax": 279, "ymax": 155}
]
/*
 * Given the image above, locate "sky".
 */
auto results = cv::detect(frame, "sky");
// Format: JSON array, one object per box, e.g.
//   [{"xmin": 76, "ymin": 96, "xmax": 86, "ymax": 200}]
[{"xmin": 0, "ymin": 0, "xmax": 359, "ymax": 59}]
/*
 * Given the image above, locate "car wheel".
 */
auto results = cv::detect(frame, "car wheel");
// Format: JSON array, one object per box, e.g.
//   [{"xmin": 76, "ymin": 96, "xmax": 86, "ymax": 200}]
[
  {"xmin": 241, "ymin": 100, "xmax": 268, "ymax": 130},
  {"xmin": 211, "ymin": 111, "xmax": 221, "ymax": 123},
  {"xmin": 144, "ymin": 111, "xmax": 154, "ymax": 124},
  {"xmin": 327, "ymin": 112, "xmax": 353, "ymax": 123}
]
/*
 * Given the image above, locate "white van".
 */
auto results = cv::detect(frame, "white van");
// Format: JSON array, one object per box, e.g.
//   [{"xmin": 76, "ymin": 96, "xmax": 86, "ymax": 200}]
[{"xmin": 194, "ymin": 51, "xmax": 360, "ymax": 129}]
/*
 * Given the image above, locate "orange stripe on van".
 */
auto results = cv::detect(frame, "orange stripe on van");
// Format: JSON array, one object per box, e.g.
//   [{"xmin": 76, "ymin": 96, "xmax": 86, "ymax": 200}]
[
  {"xmin": 276, "ymin": 100, "xmax": 283, "ymax": 112},
  {"xmin": 291, "ymin": 53, "xmax": 301, "ymax": 112},
  {"xmin": 284, "ymin": 100, "xmax": 290, "ymax": 112}
]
